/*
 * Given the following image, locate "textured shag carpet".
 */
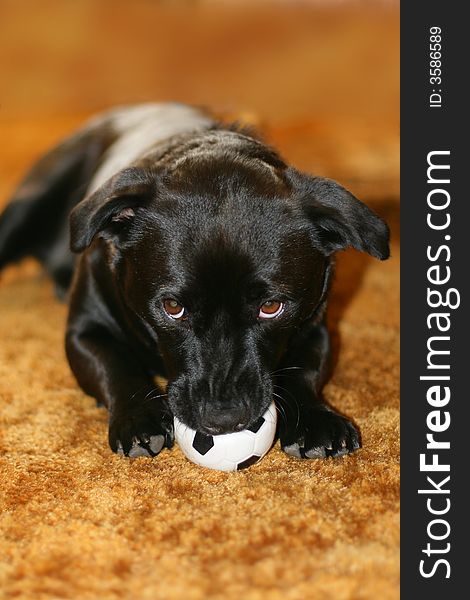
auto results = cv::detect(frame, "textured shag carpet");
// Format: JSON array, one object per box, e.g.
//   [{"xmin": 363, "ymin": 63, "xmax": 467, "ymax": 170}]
[{"xmin": 0, "ymin": 116, "xmax": 399, "ymax": 600}]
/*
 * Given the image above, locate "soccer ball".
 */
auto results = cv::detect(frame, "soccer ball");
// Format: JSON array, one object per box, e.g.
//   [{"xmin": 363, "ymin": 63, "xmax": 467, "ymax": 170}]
[{"xmin": 174, "ymin": 401, "xmax": 277, "ymax": 471}]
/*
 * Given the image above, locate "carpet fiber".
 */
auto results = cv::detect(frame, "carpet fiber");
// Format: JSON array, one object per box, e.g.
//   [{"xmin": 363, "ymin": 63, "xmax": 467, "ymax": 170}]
[{"xmin": 0, "ymin": 2, "xmax": 399, "ymax": 598}]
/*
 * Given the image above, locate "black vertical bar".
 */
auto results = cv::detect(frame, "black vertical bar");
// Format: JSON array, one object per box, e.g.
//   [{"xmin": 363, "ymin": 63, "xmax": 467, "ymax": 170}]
[{"xmin": 401, "ymin": 4, "xmax": 467, "ymax": 597}]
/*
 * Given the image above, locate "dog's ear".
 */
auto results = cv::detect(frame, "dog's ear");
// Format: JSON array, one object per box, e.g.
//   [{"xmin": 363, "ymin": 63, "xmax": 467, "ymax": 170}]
[
  {"xmin": 69, "ymin": 167, "xmax": 155, "ymax": 252},
  {"xmin": 290, "ymin": 170, "xmax": 390, "ymax": 260}
]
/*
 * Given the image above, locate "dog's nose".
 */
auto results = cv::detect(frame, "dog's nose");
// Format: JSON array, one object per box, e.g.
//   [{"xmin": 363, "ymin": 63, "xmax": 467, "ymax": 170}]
[{"xmin": 201, "ymin": 406, "xmax": 249, "ymax": 435}]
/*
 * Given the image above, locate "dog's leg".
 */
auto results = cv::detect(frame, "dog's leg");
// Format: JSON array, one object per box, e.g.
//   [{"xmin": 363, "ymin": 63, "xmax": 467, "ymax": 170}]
[
  {"xmin": 0, "ymin": 126, "xmax": 113, "ymax": 297},
  {"xmin": 275, "ymin": 320, "xmax": 360, "ymax": 459},
  {"xmin": 66, "ymin": 325, "xmax": 174, "ymax": 458}
]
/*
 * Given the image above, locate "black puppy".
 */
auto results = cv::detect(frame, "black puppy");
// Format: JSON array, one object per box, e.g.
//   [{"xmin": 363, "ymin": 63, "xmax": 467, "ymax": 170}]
[{"xmin": 0, "ymin": 103, "xmax": 389, "ymax": 459}]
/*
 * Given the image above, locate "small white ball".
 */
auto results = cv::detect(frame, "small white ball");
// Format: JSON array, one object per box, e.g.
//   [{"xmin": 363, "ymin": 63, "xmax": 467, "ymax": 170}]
[{"xmin": 174, "ymin": 401, "xmax": 277, "ymax": 471}]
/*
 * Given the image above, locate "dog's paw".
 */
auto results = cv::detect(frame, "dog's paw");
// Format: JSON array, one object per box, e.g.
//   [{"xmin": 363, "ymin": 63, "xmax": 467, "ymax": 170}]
[
  {"xmin": 109, "ymin": 404, "xmax": 174, "ymax": 458},
  {"xmin": 280, "ymin": 407, "xmax": 360, "ymax": 459}
]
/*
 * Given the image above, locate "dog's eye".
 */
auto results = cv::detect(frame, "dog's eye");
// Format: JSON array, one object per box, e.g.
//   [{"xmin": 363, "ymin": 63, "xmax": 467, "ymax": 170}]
[
  {"xmin": 163, "ymin": 299, "xmax": 186, "ymax": 320},
  {"xmin": 258, "ymin": 300, "xmax": 284, "ymax": 319}
]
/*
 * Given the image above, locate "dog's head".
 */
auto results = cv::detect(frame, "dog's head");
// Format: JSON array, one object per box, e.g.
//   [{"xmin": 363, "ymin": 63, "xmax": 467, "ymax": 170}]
[{"xmin": 70, "ymin": 132, "xmax": 389, "ymax": 433}]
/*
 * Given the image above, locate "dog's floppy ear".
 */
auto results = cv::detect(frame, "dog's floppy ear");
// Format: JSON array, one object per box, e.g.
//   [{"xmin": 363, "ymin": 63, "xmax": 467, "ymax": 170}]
[
  {"xmin": 290, "ymin": 170, "xmax": 390, "ymax": 260},
  {"xmin": 70, "ymin": 167, "xmax": 155, "ymax": 252}
]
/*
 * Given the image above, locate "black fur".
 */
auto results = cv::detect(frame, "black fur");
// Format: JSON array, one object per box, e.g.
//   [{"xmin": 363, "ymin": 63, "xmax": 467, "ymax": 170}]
[{"xmin": 0, "ymin": 106, "xmax": 389, "ymax": 459}]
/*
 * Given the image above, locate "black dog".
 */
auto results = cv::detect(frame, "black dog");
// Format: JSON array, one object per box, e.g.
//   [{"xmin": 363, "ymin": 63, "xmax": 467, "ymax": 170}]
[{"xmin": 0, "ymin": 103, "xmax": 389, "ymax": 459}]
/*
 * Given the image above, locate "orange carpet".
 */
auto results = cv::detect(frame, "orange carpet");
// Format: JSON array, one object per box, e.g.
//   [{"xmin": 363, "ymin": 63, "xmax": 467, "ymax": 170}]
[{"xmin": 0, "ymin": 2, "xmax": 399, "ymax": 599}]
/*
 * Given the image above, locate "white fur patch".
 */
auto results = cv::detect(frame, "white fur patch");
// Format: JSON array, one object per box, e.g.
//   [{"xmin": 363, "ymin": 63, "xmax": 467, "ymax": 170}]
[{"xmin": 86, "ymin": 103, "xmax": 214, "ymax": 193}]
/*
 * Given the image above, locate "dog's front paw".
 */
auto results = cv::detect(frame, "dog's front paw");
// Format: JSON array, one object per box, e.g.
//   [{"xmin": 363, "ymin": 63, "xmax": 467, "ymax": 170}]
[
  {"xmin": 109, "ymin": 404, "xmax": 174, "ymax": 458},
  {"xmin": 280, "ymin": 406, "xmax": 360, "ymax": 459}
]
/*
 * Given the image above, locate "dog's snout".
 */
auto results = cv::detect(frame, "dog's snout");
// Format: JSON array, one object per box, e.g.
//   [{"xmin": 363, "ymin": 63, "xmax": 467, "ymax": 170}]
[
  {"xmin": 178, "ymin": 361, "xmax": 270, "ymax": 434},
  {"xmin": 201, "ymin": 405, "xmax": 249, "ymax": 435}
]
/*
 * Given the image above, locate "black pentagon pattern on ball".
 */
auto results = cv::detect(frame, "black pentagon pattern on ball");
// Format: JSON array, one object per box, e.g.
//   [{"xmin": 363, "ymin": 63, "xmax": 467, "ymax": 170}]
[
  {"xmin": 247, "ymin": 416, "xmax": 265, "ymax": 434},
  {"xmin": 192, "ymin": 431, "xmax": 215, "ymax": 455},
  {"xmin": 237, "ymin": 455, "xmax": 261, "ymax": 470}
]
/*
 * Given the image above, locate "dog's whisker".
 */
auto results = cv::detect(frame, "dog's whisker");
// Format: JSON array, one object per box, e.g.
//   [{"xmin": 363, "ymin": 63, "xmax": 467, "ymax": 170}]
[
  {"xmin": 141, "ymin": 386, "xmax": 169, "ymax": 405},
  {"xmin": 128, "ymin": 383, "xmax": 153, "ymax": 403},
  {"xmin": 145, "ymin": 392, "xmax": 168, "ymax": 402},
  {"xmin": 273, "ymin": 384, "xmax": 301, "ymax": 430},
  {"xmin": 143, "ymin": 387, "xmax": 158, "ymax": 402},
  {"xmin": 272, "ymin": 392, "xmax": 288, "ymax": 425},
  {"xmin": 273, "ymin": 383, "xmax": 298, "ymax": 403},
  {"xmin": 270, "ymin": 366, "xmax": 304, "ymax": 376}
]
